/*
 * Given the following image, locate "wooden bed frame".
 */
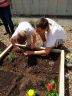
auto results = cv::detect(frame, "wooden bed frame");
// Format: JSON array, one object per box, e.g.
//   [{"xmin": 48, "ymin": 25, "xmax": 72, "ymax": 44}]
[{"xmin": 0, "ymin": 44, "xmax": 65, "ymax": 96}]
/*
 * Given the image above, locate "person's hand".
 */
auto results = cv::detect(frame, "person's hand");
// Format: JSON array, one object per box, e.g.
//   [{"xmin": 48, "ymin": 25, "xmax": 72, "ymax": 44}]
[
  {"xmin": 14, "ymin": 46, "xmax": 21, "ymax": 52},
  {"xmin": 23, "ymin": 51, "xmax": 32, "ymax": 56},
  {"xmin": 23, "ymin": 51, "xmax": 29, "ymax": 56}
]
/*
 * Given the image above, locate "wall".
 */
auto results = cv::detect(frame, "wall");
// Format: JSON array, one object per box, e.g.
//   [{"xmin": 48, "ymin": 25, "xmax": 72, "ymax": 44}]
[{"xmin": 11, "ymin": 0, "xmax": 72, "ymax": 16}]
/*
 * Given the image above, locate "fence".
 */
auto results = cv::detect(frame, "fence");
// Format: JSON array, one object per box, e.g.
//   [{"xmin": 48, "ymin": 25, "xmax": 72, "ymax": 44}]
[{"xmin": 11, "ymin": 0, "xmax": 72, "ymax": 16}]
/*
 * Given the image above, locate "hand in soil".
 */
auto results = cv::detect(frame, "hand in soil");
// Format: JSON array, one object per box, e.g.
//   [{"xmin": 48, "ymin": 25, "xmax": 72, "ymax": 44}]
[
  {"xmin": 24, "ymin": 51, "xmax": 33, "ymax": 55},
  {"xmin": 14, "ymin": 46, "xmax": 21, "ymax": 52},
  {"xmin": 23, "ymin": 51, "xmax": 29, "ymax": 56}
]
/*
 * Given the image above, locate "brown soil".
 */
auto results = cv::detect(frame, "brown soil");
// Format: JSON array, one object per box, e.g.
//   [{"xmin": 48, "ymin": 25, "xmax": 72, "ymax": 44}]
[
  {"xmin": 0, "ymin": 70, "xmax": 20, "ymax": 96},
  {"xmin": 0, "ymin": 47, "xmax": 60, "ymax": 96}
]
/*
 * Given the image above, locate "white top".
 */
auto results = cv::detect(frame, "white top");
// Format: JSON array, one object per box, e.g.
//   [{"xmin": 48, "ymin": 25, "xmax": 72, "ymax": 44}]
[
  {"xmin": 44, "ymin": 18, "xmax": 66, "ymax": 47},
  {"xmin": 11, "ymin": 21, "xmax": 35, "ymax": 45},
  {"xmin": 12, "ymin": 21, "xmax": 34, "ymax": 38}
]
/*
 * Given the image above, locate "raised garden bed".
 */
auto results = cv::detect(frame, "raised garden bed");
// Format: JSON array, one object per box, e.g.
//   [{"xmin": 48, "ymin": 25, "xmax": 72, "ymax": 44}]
[{"xmin": 0, "ymin": 45, "xmax": 65, "ymax": 96}]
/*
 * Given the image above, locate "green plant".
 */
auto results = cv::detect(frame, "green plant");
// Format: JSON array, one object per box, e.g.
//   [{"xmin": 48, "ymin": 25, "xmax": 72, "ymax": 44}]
[
  {"xmin": 5, "ymin": 53, "xmax": 15, "ymax": 62},
  {"xmin": 46, "ymin": 80, "xmax": 59, "ymax": 96}
]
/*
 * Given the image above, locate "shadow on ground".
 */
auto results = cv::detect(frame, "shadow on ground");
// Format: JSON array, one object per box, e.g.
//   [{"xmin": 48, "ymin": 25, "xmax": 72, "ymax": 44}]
[{"xmin": 0, "ymin": 41, "xmax": 7, "ymax": 54}]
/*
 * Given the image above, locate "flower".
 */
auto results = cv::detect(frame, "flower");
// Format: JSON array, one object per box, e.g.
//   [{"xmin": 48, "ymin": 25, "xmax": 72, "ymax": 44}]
[
  {"xmin": 47, "ymin": 83, "xmax": 53, "ymax": 90},
  {"xmin": 26, "ymin": 89, "xmax": 35, "ymax": 96},
  {"xmin": 26, "ymin": 89, "xmax": 40, "ymax": 96},
  {"xmin": 46, "ymin": 80, "xmax": 59, "ymax": 96},
  {"xmin": 66, "ymin": 53, "xmax": 70, "ymax": 59},
  {"xmin": 65, "ymin": 53, "xmax": 72, "ymax": 59}
]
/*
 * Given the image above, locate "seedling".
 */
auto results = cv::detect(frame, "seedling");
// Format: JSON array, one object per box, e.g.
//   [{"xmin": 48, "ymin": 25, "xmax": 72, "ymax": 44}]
[{"xmin": 5, "ymin": 53, "xmax": 15, "ymax": 62}]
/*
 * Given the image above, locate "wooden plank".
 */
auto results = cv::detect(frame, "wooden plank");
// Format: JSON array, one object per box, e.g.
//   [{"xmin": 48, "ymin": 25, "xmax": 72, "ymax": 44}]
[
  {"xmin": 56, "ymin": 0, "xmax": 67, "ymax": 15},
  {"xmin": 22, "ymin": 0, "xmax": 32, "ymax": 15},
  {"xmin": 0, "ymin": 44, "xmax": 13, "ymax": 60},
  {"xmin": 59, "ymin": 50, "xmax": 64, "ymax": 96},
  {"xmin": 11, "ymin": 0, "xmax": 17, "ymax": 14},
  {"xmin": 46, "ymin": 0, "xmax": 57, "ymax": 15},
  {"xmin": 66, "ymin": 0, "xmax": 72, "ymax": 15},
  {"xmin": 13, "ymin": 0, "xmax": 23, "ymax": 15},
  {"xmin": 39, "ymin": 0, "xmax": 48, "ymax": 15},
  {"xmin": 32, "ymin": 0, "xmax": 40, "ymax": 15},
  {"xmin": 11, "ymin": 0, "xmax": 72, "ymax": 16}
]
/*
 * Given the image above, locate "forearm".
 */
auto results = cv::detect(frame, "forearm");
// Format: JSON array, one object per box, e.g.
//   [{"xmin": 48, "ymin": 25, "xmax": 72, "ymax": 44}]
[
  {"xmin": 31, "ymin": 50, "xmax": 49, "ymax": 55},
  {"xmin": 10, "ymin": 38, "xmax": 16, "ymax": 45},
  {"xmin": 25, "ymin": 47, "xmax": 52, "ymax": 55}
]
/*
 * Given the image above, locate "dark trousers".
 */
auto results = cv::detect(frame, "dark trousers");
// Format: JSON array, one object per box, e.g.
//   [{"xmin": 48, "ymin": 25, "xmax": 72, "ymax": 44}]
[{"xmin": 0, "ymin": 5, "xmax": 14, "ymax": 34}]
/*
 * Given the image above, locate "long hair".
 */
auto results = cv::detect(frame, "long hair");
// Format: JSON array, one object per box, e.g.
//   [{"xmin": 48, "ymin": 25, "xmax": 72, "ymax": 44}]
[{"xmin": 17, "ymin": 31, "xmax": 27, "ymax": 44}]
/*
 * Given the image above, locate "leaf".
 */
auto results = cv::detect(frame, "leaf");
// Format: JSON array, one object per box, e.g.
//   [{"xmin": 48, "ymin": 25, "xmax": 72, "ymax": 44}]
[
  {"xmin": 5, "ymin": 53, "xmax": 15, "ymax": 62},
  {"xmin": 50, "ymin": 80, "xmax": 55, "ymax": 85},
  {"xmin": 55, "ymin": 93, "xmax": 59, "ymax": 96}
]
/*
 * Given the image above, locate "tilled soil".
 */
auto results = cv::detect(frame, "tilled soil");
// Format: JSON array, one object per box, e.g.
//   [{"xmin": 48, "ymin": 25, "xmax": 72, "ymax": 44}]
[
  {"xmin": 0, "ymin": 47, "xmax": 60, "ymax": 96},
  {"xmin": 0, "ymin": 70, "xmax": 20, "ymax": 96}
]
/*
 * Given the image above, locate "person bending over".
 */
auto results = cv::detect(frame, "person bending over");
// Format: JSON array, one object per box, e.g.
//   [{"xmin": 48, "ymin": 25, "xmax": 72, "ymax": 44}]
[
  {"xmin": 10, "ymin": 21, "xmax": 36, "ymax": 51},
  {"xmin": 24, "ymin": 17, "xmax": 66, "ymax": 55}
]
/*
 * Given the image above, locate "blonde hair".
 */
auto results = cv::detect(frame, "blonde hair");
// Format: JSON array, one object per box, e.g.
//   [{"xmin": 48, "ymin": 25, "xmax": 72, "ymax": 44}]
[{"xmin": 17, "ymin": 31, "xmax": 27, "ymax": 44}]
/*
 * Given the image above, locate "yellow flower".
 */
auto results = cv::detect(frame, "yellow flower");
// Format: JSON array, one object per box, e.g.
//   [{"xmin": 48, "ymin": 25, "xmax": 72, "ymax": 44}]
[
  {"xmin": 66, "ymin": 53, "xmax": 72, "ymax": 59},
  {"xmin": 27, "ymin": 89, "xmax": 35, "ymax": 96}
]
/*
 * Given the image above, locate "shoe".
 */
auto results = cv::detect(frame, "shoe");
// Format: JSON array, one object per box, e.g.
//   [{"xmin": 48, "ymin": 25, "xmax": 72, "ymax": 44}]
[{"xmin": 65, "ymin": 73, "xmax": 69, "ymax": 78}]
